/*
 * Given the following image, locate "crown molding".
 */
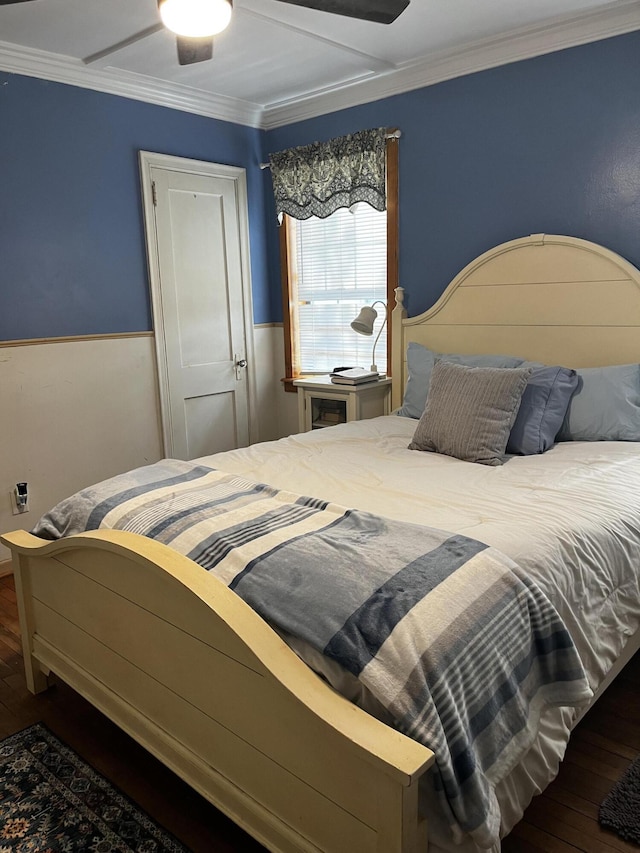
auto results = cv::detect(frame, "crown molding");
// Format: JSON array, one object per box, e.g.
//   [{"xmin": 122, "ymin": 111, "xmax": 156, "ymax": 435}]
[
  {"xmin": 0, "ymin": 39, "xmax": 264, "ymax": 127},
  {"xmin": 262, "ymin": 0, "xmax": 640, "ymax": 128},
  {"xmin": 0, "ymin": 1, "xmax": 639, "ymax": 131}
]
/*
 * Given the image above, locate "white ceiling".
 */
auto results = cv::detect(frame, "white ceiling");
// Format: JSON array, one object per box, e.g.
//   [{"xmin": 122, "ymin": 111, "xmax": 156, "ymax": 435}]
[{"xmin": 1, "ymin": 0, "xmax": 639, "ymax": 128}]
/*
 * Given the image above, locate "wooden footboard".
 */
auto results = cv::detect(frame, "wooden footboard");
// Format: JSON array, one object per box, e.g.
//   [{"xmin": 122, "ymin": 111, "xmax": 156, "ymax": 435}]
[{"xmin": 0, "ymin": 529, "xmax": 435, "ymax": 853}]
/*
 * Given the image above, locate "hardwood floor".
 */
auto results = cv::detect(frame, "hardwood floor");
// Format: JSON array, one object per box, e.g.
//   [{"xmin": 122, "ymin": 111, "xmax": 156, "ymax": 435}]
[{"xmin": 0, "ymin": 572, "xmax": 637, "ymax": 852}]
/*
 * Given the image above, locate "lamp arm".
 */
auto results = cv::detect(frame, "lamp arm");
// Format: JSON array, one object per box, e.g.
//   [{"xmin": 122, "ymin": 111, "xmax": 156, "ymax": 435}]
[{"xmin": 370, "ymin": 301, "xmax": 388, "ymax": 373}]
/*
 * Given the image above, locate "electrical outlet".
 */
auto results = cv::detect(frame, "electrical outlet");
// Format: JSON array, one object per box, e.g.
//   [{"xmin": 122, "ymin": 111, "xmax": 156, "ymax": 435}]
[{"xmin": 10, "ymin": 489, "xmax": 28, "ymax": 516}]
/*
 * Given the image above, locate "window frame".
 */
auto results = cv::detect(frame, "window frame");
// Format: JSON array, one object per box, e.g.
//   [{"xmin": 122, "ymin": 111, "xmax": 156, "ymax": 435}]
[{"xmin": 279, "ymin": 133, "xmax": 399, "ymax": 391}]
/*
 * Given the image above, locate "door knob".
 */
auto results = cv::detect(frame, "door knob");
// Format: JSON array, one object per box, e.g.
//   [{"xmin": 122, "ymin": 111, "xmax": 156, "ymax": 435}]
[{"xmin": 235, "ymin": 358, "xmax": 247, "ymax": 368}]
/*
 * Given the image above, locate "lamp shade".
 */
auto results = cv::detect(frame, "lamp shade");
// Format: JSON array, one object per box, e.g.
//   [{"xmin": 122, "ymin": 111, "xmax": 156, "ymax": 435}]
[
  {"xmin": 350, "ymin": 301, "xmax": 387, "ymax": 373},
  {"xmin": 350, "ymin": 305, "xmax": 378, "ymax": 336},
  {"xmin": 159, "ymin": 0, "xmax": 232, "ymax": 37}
]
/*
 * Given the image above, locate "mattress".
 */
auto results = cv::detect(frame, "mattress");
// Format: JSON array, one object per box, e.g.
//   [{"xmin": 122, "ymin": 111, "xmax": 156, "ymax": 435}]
[{"xmin": 198, "ymin": 415, "xmax": 640, "ymax": 851}]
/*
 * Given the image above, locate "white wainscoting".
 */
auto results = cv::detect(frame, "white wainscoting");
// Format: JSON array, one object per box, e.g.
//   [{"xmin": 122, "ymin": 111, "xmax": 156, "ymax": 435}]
[
  {"xmin": 0, "ymin": 335, "xmax": 164, "ymax": 561},
  {"xmin": 0, "ymin": 326, "xmax": 298, "ymax": 562},
  {"xmin": 253, "ymin": 323, "xmax": 299, "ymax": 441}
]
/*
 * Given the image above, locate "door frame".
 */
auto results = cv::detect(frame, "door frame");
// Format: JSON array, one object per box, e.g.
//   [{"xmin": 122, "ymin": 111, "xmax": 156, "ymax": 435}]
[{"xmin": 139, "ymin": 150, "xmax": 259, "ymax": 455}]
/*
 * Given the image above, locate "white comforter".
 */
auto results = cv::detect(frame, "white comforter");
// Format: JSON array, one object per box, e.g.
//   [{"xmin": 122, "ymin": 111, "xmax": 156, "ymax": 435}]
[{"xmin": 199, "ymin": 415, "xmax": 640, "ymax": 850}]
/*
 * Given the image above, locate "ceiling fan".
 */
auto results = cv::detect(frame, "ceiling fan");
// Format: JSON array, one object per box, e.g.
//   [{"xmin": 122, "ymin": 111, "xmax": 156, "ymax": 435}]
[{"xmin": 0, "ymin": 0, "xmax": 410, "ymax": 65}]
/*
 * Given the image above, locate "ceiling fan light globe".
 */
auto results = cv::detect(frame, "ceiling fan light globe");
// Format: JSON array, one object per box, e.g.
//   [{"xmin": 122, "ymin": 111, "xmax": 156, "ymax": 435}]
[{"xmin": 159, "ymin": 0, "xmax": 232, "ymax": 37}]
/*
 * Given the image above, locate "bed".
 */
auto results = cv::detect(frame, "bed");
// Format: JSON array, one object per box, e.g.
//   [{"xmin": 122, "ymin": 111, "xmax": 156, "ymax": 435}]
[{"xmin": 2, "ymin": 233, "xmax": 640, "ymax": 853}]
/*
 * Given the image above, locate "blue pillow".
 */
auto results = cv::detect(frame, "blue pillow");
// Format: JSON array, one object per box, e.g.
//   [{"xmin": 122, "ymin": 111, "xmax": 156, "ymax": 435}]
[
  {"xmin": 506, "ymin": 366, "xmax": 579, "ymax": 455},
  {"xmin": 557, "ymin": 363, "xmax": 640, "ymax": 441},
  {"xmin": 397, "ymin": 342, "xmax": 525, "ymax": 418}
]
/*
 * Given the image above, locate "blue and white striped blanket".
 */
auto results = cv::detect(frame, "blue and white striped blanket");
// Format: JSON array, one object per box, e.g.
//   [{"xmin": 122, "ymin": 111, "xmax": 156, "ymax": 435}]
[{"xmin": 34, "ymin": 459, "xmax": 592, "ymax": 848}]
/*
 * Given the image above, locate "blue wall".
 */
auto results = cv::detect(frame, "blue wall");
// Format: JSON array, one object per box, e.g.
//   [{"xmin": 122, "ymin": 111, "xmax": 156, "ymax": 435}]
[
  {"xmin": 265, "ymin": 31, "xmax": 640, "ymax": 319},
  {"xmin": 3, "ymin": 29, "xmax": 640, "ymax": 339},
  {"xmin": 0, "ymin": 74, "xmax": 269, "ymax": 340}
]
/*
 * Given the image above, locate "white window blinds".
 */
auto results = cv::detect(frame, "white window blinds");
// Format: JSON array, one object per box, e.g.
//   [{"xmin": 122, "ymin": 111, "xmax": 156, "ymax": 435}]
[{"xmin": 292, "ymin": 204, "xmax": 387, "ymax": 373}]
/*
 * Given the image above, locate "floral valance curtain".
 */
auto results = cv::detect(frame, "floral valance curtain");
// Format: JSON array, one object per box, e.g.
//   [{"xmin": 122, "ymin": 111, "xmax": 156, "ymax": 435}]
[{"xmin": 268, "ymin": 127, "xmax": 387, "ymax": 222}]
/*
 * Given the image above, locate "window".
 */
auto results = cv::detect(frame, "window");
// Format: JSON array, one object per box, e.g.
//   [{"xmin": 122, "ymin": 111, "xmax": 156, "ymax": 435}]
[
  {"xmin": 280, "ymin": 136, "xmax": 398, "ymax": 387},
  {"xmin": 289, "ymin": 205, "xmax": 387, "ymax": 372}
]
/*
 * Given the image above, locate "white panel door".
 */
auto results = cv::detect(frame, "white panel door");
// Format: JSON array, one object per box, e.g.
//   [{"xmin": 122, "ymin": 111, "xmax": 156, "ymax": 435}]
[{"xmin": 141, "ymin": 154, "xmax": 256, "ymax": 460}]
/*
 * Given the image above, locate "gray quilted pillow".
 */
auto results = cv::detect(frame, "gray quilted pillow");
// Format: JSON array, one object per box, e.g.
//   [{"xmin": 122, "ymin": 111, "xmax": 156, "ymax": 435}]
[{"xmin": 408, "ymin": 361, "xmax": 531, "ymax": 466}]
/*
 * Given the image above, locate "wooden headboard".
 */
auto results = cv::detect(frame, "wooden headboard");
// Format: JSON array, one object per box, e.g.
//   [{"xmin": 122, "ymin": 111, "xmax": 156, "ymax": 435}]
[{"xmin": 391, "ymin": 234, "xmax": 640, "ymax": 409}]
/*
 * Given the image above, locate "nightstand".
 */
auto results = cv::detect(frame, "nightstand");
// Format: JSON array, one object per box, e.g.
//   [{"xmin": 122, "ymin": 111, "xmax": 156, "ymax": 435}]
[{"xmin": 293, "ymin": 375, "xmax": 393, "ymax": 433}]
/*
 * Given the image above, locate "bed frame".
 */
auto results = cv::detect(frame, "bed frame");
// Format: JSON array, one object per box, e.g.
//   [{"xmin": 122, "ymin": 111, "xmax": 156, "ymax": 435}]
[
  {"xmin": 391, "ymin": 232, "xmax": 640, "ymax": 407},
  {"xmin": 3, "ymin": 234, "xmax": 640, "ymax": 853}
]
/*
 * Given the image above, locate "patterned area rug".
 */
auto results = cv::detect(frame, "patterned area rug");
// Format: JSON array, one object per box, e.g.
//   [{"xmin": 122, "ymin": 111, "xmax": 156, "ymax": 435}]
[
  {"xmin": 0, "ymin": 723, "xmax": 189, "ymax": 852},
  {"xmin": 599, "ymin": 752, "xmax": 640, "ymax": 845}
]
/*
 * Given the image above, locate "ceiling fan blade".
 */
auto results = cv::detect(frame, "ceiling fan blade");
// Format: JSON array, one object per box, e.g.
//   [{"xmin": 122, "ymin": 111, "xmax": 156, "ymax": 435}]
[
  {"xmin": 273, "ymin": 0, "xmax": 409, "ymax": 24},
  {"xmin": 176, "ymin": 35, "xmax": 214, "ymax": 65},
  {"xmin": 0, "ymin": 0, "xmax": 38, "ymax": 4}
]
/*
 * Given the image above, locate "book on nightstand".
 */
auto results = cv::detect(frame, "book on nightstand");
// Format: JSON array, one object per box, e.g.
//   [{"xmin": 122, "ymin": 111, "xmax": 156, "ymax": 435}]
[{"xmin": 330, "ymin": 368, "xmax": 379, "ymax": 385}]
